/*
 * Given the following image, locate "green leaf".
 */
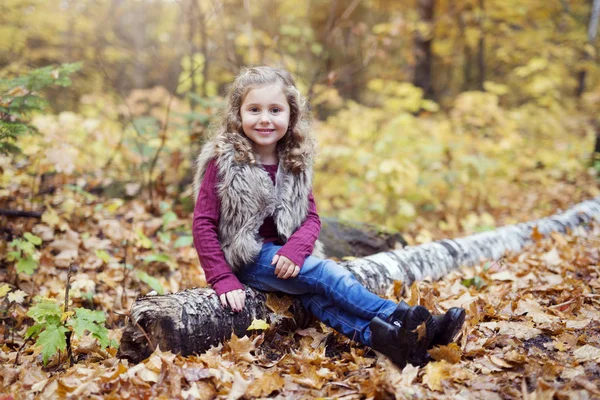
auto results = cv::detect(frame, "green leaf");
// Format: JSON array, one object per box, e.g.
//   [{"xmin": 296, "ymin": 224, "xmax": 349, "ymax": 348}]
[
  {"xmin": 95, "ymin": 250, "xmax": 112, "ymax": 263},
  {"xmin": 136, "ymin": 271, "xmax": 164, "ymax": 295},
  {"xmin": 461, "ymin": 276, "xmax": 487, "ymax": 290},
  {"xmin": 136, "ymin": 229, "xmax": 153, "ymax": 249},
  {"xmin": 162, "ymin": 211, "xmax": 177, "ymax": 228},
  {"xmin": 36, "ymin": 324, "xmax": 68, "ymax": 365},
  {"xmin": 143, "ymin": 253, "xmax": 171, "ymax": 263},
  {"xmin": 158, "ymin": 231, "xmax": 172, "ymax": 245},
  {"xmin": 16, "ymin": 257, "xmax": 38, "ymax": 275},
  {"xmin": 23, "ymin": 232, "xmax": 42, "ymax": 245},
  {"xmin": 68, "ymin": 308, "xmax": 106, "ymax": 338},
  {"xmin": 174, "ymin": 235, "xmax": 194, "ymax": 248},
  {"xmin": 27, "ymin": 298, "xmax": 62, "ymax": 325},
  {"xmin": 25, "ymin": 323, "xmax": 44, "ymax": 340}
]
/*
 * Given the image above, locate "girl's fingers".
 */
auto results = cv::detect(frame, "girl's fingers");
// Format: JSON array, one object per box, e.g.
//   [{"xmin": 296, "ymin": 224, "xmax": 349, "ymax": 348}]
[
  {"xmin": 275, "ymin": 257, "xmax": 286, "ymax": 276},
  {"xmin": 291, "ymin": 265, "xmax": 300, "ymax": 278},
  {"xmin": 219, "ymin": 293, "xmax": 228, "ymax": 309},
  {"xmin": 227, "ymin": 291, "xmax": 239, "ymax": 311},
  {"xmin": 271, "ymin": 254, "xmax": 279, "ymax": 265},
  {"xmin": 281, "ymin": 264, "xmax": 292, "ymax": 279},
  {"xmin": 277, "ymin": 261, "xmax": 288, "ymax": 278},
  {"xmin": 238, "ymin": 290, "xmax": 246, "ymax": 309}
]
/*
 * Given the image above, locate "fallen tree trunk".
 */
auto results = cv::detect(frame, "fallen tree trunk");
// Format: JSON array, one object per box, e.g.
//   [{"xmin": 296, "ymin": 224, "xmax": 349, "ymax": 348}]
[{"xmin": 118, "ymin": 197, "xmax": 600, "ymax": 362}]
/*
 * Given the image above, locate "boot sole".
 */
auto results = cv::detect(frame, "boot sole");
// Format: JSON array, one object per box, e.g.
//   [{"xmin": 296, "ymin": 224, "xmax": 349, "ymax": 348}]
[
  {"xmin": 432, "ymin": 308, "xmax": 466, "ymax": 347},
  {"xmin": 404, "ymin": 306, "xmax": 436, "ymax": 366}
]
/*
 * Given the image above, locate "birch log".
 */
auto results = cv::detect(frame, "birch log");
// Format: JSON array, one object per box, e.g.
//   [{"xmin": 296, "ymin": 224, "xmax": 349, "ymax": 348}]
[{"xmin": 117, "ymin": 197, "xmax": 600, "ymax": 362}]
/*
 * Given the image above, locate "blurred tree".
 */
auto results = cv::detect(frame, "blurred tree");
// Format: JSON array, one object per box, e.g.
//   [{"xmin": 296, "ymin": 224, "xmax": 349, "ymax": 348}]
[
  {"xmin": 413, "ymin": 0, "xmax": 435, "ymax": 98},
  {"xmin": 576, "ymin": 0, "xmax": 600, "ymax": 96}
]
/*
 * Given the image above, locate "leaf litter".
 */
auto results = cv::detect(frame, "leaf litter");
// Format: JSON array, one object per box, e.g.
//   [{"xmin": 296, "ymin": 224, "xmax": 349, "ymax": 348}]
[{"xmin": 1, "ymin": 186, "xmax": 600, "ymax": 398}]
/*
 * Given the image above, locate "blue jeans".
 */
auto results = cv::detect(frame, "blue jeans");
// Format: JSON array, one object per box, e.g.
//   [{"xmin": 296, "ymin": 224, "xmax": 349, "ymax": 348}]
[{"xmin": 237, "ymin": 242, "xmax": 397, "ymax": 346}]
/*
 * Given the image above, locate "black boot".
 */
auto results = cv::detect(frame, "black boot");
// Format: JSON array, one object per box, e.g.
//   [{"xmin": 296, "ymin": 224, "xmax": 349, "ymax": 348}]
[
  {"xmin": 430, "ymin": 307, "xmax": 466, "ymax": 347},
  {"xmin": 386, "ymin": 301, "xmax": 436, "ymax": 366},
  {"xmin": 369, "ymin": 316, "xmax": 409, "ymax": 368},
  {"xmin": 370, "ymin": 303, "xmax": 435, "ymax": 368}
]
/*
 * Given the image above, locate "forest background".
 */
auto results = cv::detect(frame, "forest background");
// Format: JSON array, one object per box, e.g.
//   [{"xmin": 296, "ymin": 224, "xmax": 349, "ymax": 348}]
[{"xmin": 2, "ymin": 0, "xmax": 600, "ymax": 398}]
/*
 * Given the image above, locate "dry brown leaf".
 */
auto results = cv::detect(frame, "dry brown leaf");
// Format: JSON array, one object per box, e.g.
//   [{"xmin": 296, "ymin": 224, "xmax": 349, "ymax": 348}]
[
  {"xmin": 227, "ymin": 371, "xmax": 251, "ymax": 400},
  {"xmin": 531, "ymin": 226, "xmax": 544, "ymax": 242},
  {"xmin": 227, "ymin": 334, "xmax": 257, "ymax": 363},
  {"xmin": 573, "ymin": 345, "xmax": 600, "ymax": 362},
  {"xmin": 414, "ymin": 321, "xmax": 428, "ymax": 342},
  {"xmin": 246, "ymin": 372, "xmax": 285, "ymax": 397},
  {"xmin": 265, "ymin": 293, "xmax": 294, "ymax": 317},
  {"xmin": 429, "ymin": 343, "xmax": 462, "ymax": 364},
  {"xmin": 514, "ymin": 298, "xmax": 559, "ymax": 324}
]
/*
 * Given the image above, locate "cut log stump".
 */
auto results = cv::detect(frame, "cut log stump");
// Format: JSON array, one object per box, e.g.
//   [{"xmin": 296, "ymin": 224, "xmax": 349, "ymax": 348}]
[{"xmin": 117, "ymin": 197, "xmax": 600, "ymax": 362}]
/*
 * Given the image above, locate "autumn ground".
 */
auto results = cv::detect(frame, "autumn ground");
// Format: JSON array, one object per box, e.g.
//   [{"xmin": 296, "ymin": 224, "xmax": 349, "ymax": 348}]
[{"xmin": 1, "ymin": 167, "xmax": 600, "ymax": 399}]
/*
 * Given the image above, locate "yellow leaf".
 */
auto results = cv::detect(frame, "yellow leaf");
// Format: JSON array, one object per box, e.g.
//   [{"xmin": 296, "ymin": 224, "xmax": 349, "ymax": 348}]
[
  {"xmin": 61, "ymin": 310, "xmax": 75, "ymax": 322},
  {"xmin": 247, "ymin": 319, "xmax": 270, "ymax": 331},
  {"xmin": 42, "ymin": 207, "xmax": 60, "ymax": 228},
  {"xmin": 0, "ymin": 284, "xmax": 11, "ymax": 298},
  {"xmin": 423, "ymin": 360, "xmax": 452, "ymax": 391}
]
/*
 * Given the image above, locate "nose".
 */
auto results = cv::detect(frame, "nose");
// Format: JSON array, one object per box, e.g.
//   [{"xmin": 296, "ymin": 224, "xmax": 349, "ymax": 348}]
[{"xmin": 259, "ymin": 111, "xmax": 270, "ymax": 124}]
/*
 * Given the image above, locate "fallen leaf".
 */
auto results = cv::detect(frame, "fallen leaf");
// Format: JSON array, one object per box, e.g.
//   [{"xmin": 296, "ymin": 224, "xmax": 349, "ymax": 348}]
[
  {"xmin": 423, "ymin": 360, "xmax": 452, "ymax": 391},
  {"xmin": 247, "ymin": 319, "xmax": 269, "ymax": 331},
  {"xmin": 414, "ymin": 321, "xmax": 428, "ymax": 342},
  {"xmin": 246, "ymin": 372, "xmax": 285, "ymax": 397},
  {"xmin": 514, "ymin": 298, "xmax": 558, "ymax": 324},
  {"xmin": 266, "ymin": 293, "xmax": 293, "ymax": 318},
  {"xmin": 489, "ymin": 270, "xmax": 517, "ymax": 281},
  {"xmin": 566, "ymin": 319, "xmax": 590, "ymax": 330},
  {"xmin": 541, "ymin": 247, "xmax": 561, "ymax": 267},
  {"xmin": 227, "ymin": 371, "xmax": 251, "ymax": 400},
  {"xmin": 8, "ymin": 290, "xmax": 27, "ymax": 304},
  {"xmin": 531, "ymin": 226, "xmax": 544, "ymax": 242},
  {"xmin": 573, "ymin": 345, "xmax": 600, "ymax": 362},
  {"xmin": 429, "ymin": 343, "xmax": 462, "ymax": 364},
  {"xmin": 0, "ymin": 284, "xmax": 10, "ymax": 298},
  {"xmin": 227, "ymin": 334, "xmax": 257, "ymax": 363},
  {"xmin": 496, "ymin": 321, "xmax": 542, "ymax": 340}
]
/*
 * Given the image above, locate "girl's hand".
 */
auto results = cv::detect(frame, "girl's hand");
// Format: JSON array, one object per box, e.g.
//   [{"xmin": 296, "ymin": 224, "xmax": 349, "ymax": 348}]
[
  {"xmin": 271, "ymin": 254, "xmax": 300, "ymax": 279},
  {"xmin": 219, "ymin": 289, "xmax": 246, "ymax": 312}
]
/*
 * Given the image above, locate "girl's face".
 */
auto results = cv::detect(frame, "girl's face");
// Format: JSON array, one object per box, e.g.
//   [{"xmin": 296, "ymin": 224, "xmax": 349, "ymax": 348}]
[{"xmin": 240, "ymin": 84, "xmax": 290, "ymax": 158}]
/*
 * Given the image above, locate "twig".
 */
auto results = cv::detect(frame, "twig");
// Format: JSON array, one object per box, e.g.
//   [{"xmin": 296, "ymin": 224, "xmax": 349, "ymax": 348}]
[
  {"xmin": 0, "ymin": 209, "xmax": 43, "ymax": 218},
  {"xmin": 64, "ymin": 263, "xmax": 74, "ymax": 367},
  {"xmin": 134, "ymin": 318, "xmax": 155, "ymax": 351}
]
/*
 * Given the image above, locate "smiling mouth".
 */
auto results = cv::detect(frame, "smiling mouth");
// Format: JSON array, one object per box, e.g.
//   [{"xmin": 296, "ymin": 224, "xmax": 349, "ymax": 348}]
[{"xmin": 256, "ymin": 129, "xmax": 274, "ymax": 135}]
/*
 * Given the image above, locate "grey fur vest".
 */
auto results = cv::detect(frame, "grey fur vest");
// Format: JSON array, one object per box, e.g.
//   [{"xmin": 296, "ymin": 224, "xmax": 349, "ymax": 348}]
[{"xmin": 193, "ymin": 137, "xmax": 325, "ymax": 272}]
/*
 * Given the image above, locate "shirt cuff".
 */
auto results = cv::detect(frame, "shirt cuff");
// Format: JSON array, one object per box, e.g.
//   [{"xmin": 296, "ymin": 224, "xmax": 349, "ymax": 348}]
[
  {"xmin": 211, "ymin": 274, "xmax": 244, "ymax": 297},
  {"xmin": 276, "ymin": 247, "xmax": 306, "ymax": 269}
]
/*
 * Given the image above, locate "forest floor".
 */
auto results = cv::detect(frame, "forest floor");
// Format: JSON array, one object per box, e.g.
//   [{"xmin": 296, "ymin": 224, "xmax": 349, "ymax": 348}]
[{"xmin": 1, "ymin": 169, "xmax": 600, "ymax": 399}]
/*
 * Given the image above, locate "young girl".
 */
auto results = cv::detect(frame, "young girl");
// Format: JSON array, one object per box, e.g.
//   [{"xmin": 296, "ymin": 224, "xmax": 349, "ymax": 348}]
[{"xmin": 192, "ymin": 66, "xmax": 465, "ymax": 368}]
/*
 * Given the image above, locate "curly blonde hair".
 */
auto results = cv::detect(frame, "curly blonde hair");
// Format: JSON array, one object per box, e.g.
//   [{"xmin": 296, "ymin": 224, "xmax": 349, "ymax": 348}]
[{"xmin": 211, "ymin": 66, "xmax": 315, "ymax": 173}]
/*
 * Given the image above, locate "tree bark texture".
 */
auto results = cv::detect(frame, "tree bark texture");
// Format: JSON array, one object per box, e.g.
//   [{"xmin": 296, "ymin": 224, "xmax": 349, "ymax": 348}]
[{"xmin": 118, "ymin": 197, "xmax": 600, "ymax": 362}]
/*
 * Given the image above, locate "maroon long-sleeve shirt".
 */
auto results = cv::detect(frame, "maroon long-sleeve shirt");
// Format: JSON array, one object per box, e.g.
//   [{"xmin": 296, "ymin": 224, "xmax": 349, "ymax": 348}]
[{"xmin": 192, "ymin": 159, "xmax": 321, "ymax": 296}]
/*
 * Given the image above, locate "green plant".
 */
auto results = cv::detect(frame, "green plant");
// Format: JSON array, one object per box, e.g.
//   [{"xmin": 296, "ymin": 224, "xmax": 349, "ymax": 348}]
[
  {"xmin": 25, "ymin": 297, "xmax": 117, "ymax": 365},
  {"xmin": 7, "ymin": 233, "xmax": 42, "ymax": 275},
  {"xmin": 0, "ymin": 62, "xmax": 82, "ymax": 155}
]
